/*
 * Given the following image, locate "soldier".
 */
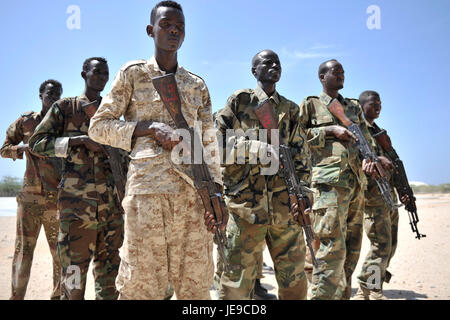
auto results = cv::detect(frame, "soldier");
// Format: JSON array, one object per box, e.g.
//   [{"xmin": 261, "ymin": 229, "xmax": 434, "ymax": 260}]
[
  {"xmin": 354, "ymin": 90, "xmax": 404, "ymax": 300},
  {"xmin": 88, "ymin": 1, "xmax": 224, "ymax": 300},
  {"xmin": 1, "ymin": 80, "xmax": 63, "ymax": 300},
  {"xmin": 29, "ymin": 57, "xmax": 124, "ymax": 300},
  {"xmin": 215, "ymin": 49, "xmax": 311, "ymax": 300},
  {"xmin": 298, "ymin": 59, "xmax": 377, "ymax": 300}
]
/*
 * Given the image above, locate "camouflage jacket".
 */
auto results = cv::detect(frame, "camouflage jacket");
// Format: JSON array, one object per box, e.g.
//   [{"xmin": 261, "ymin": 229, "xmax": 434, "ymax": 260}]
[
  {"xmin": 88, "ymin": 56, "xmax": 222, "ymax": 195},
  {"xmin": 364, "ymin": 118, "xmax": 398, "ymax": 207},
  {"xmin": 299, "ymin": 92, "xmax": 371, "ymax": 190},
  {"xmin": 1, "ymin": 110, "xmax": 62, "ymax": 194},
  {"xmin": 29, "ymin": 95, "xmax": 125, "ymax": 208},
  {"xmin": 215, "ymin": 86, "xmax": 311, "ymax": 225}
]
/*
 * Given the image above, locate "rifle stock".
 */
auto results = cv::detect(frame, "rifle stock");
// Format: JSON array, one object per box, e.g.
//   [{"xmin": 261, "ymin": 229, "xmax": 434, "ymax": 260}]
[{"xmin": 151, "ymin": 73, "xmax": 230, "ymax": 271}]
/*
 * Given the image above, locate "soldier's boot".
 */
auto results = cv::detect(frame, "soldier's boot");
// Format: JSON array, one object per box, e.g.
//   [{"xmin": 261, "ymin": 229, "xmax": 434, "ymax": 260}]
[
  {"xmin": 164, "ymin": 284, "xmax": 174, "ymax": 300},
  {"xmin": 253, "ymin": 279, "xmax": 277, "ymax": 300},
  {"xmin": 351, "ymin": 286, "xmax": 371, "ymax": 300},
  {"xmin": 369, "ymin": 289, "xmax": 388, "ymax": 300}
]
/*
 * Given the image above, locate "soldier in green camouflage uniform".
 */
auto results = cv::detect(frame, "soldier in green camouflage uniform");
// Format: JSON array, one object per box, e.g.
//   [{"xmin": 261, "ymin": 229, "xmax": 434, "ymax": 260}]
[
  {"xmin": 216, "ymin": 50, "xmax": 311, "ymax": 300},
  {"xmin": 354, "ymin": 90, "xmax": 400, "ymax": 300},
  {"xmin": 299, "ymin": 59, "xmax": 377, "ymax": 300},
  {"xmin": 1, "ymin": 80, "xmax": 63, "ymax": 300},
  {"xmin": 29, "ymin": 58, "xmax": 124, "ymax": 300}
]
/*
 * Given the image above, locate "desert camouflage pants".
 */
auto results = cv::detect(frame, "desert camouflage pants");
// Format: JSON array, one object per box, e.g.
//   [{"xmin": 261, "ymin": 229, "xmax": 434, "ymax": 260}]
[
  {"xmin": 219, "ymin": 213, "xmax": 307, "ymax": 300},
  {"xmin": 58, "ymin": 189, "xmax": 123, "ymax": 300},
  {"xmin": 10, "ymin": 192, "xmax": 61, "ymax": 300},
  {"xmin": 310, "ymin": 177, "xmax": 364, "ymax": 300},
  {"xmin": 116, "ymin": 183, "xmax": 214, "ymax": 300},
  {"xmin": 357, "ymin": 205, "xmax": 399, "ymax": 289}
]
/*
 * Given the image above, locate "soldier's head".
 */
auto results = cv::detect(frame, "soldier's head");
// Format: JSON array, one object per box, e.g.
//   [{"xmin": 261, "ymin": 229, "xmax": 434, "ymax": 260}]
[
  {"xmin": 147, "ymin": 1, "xmax": 185, "ymax": 53},
  {"xmin": 81, "ymin": 57, "xmax": 109, "ymax": 92},
  {"xmin": 39, "ymin": 80, "xmax": 63, "ymax": 110},
  {"xmin": 318, "ymin": 59, "xmax": 344, "ymax": 91},
  {"xmin": 251, "ymin": 50, "xmax": 282, "ymax": 84},
  {"xmin": 360, "ymin": 90, "xmax": 382, "ymax": 121}
]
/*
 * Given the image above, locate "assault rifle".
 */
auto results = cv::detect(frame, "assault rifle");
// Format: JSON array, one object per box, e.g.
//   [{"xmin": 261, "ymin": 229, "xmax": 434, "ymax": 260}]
[
  {"xmin": 253, "ymin": 100, "xmax": 318, "ymax": 268},
  {"xmin": 327, "ymin": 99, "xmax": 399, "ymax": 211},
  {"xmin": 151, "ymin": 74, "xmax": 230, "ymax": 272},
  {"xmin": 83, "ymin": 100, "xmax": 127, "ymax": 210},
  {"xmin": 372, "ymin": 124, "xmax": 425, "ymax": 239}
]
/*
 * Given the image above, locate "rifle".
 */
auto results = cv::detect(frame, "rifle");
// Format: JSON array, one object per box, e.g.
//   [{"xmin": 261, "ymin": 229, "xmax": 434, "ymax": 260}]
[
  {"xmin": 151, "ymin": 73, "xmax": 230, "ymax": 272},
  {"xmin": 327, "ymin": 99, "xmax": 399, "ymax": 211},
  {"xmin": 372, "ymin": 124, "xmax": 425, "ymax": 239},
  {"xmin": 83, "ymin": 100, "xmax": 127, "ymax": 211},
  {"xmin": 253, "ymin": 100, "xmax": 319, "ymax": 268}
]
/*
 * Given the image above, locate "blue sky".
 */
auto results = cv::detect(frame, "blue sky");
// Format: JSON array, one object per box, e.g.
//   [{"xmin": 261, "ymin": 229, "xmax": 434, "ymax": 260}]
[{"xmin": 0, "ymin": 0, "xmax": 449, "ymax": 184}]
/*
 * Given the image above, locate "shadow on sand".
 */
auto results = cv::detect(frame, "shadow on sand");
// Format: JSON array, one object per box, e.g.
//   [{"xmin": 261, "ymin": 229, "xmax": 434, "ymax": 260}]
[{"xmin": 350, "ymin": 288, "xmax": 428, "ymax": 300}]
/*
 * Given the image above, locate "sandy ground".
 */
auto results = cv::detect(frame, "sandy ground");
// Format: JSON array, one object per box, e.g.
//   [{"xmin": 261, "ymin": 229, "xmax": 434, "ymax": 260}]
[{"xmin": 0, "ymin": 194, "xmax": 449, "ymax": 300}]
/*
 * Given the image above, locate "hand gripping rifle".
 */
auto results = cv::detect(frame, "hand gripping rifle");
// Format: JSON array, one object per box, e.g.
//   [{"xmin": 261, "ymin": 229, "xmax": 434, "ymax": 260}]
[
  {"xmin": 253, "ymin": 100, "xmax": 319, "ymax": 268},
  {"xmin": 372, "ymin": 124, "xmax": 425, "ymax": 239},
  {"xmin": 151, "ymin": 74, "xmax": 230, "ymax": 272},
  {"xmin": 327, "ymin": 99, "xmax": 399, "ymax": 211},
  {"xmin": 83, "ymin": 101, "xmax": 127, "ymax": 213}
]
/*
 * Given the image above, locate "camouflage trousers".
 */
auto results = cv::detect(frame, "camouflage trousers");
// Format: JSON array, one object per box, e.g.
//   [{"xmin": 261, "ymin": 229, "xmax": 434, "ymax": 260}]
[
  {"xmin": 116, "ymin": 183, "xmax": 214, "ymax": 300},
  {"xmin": 58, "ymin": 190, "xmax": 124, "ymax": 300},
  {"xmin": 214, "ymin": 242, "xmax": 264, "ymax": 289},
  {"xmin": 10, "ymin": 192, "xmax": 61, "ymax": 300},
  {"xmin": 357, "ymin": 205, "xmax": 399, "ymax": 289},
  {"xmin": 310, "ymin": 178, "xmax": 364, "ymax": 300},
  {"xmin": 219, "ymin": 213, "xmax": 307, "ymax": 300}
]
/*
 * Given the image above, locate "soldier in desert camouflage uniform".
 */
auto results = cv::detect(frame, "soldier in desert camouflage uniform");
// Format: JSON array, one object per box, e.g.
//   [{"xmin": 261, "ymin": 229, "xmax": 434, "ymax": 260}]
[
  {"xmin": 88, "ymin": 1, "xmax": 224, "ymax": 300},
  {"xmin": 215, "ymin": 49, "xmax": 312, "ymax": 300},
  {"xmin": 1, "ymin": 80, "xmax": 63, "ymax": 300},
  {"xmin": 29, "ymin": 57, "xmax": 124, "ymax": 300},
  {"xmin": 354, "ymin": 90, "xmax": 404, "ymax": 300},
  {"xmin": 299, "ymin": 59, "xmax": 378, "ymax": 300}
]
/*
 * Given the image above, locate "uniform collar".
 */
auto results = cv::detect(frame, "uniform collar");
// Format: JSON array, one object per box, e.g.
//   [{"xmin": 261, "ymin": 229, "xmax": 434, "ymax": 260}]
[
  {"xmin": 364, "ymin": 117, "xmax": 374, "ymax": 128},
  {"xmin": 78, "ymin": 93, "xmax": 102, "ymax": 104},
  {"xmin": 147, "ymin": 56, "xmax": 187, "ymax": 78},
  {"xmin": 254, "ymin": 85, "xmax": 280, "ymax": 105},
  {"xmin": 320, "ymin": 91, "xmax": 345, "ymax": 106}
]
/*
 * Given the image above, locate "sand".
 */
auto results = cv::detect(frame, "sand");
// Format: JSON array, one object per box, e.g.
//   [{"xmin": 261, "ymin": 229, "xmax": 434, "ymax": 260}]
[{"xmin": 1, "ymin": 193, "xmax": 449, "ymax": 300}]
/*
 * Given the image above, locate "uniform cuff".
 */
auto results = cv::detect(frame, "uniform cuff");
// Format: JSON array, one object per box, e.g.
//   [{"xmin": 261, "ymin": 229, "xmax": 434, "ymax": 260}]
[{"xmin": 55, "ymin": 137, "xmax": 70, "ymax": 158}]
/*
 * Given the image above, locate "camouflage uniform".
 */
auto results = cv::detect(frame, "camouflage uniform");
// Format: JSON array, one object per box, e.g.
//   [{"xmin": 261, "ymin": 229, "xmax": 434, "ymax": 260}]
[
  {"xmin": 88, "ymin": 57, "xmax": 222, "ymax": 300},
  {"xmin": 215, "ymin": 86, "xmax": 311, "ymax": 300},
  {"xmin": 29, "ymin": 95, "xmax": 124, "ymax": 300},
  {"xmin": 1, "ymin": 110, "xmax": 62, "ymax": 300},
  {"xmin": 299, "ymin": 93, "xmax": 372, "ymax": 300},
  {"xmin": 357, "ymin": 119, "xmax": 399, "ymax": 290}
]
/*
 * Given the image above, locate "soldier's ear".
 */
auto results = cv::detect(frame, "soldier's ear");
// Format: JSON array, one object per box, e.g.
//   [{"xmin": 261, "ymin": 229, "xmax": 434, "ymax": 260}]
[
  {"xmin": 81, "ymin": 71, "xmax": 87, "ymax": 81},
  {"xmin": 146, "ymin": 25, "xmax": 154, "ymax": 38},
  {"xmin": 39, "ymin": 93, "xmax": 43, "ymax": 101},
  {"xmin": 251, "ymin": 67, "xmax": 257, "ymax": 78}
]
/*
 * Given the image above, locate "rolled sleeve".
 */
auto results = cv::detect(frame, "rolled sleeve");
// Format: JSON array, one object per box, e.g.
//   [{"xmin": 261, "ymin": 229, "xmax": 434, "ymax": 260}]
[{"xmin": 54, "ymin": 137, "xmax": 70, "ymax": 158}]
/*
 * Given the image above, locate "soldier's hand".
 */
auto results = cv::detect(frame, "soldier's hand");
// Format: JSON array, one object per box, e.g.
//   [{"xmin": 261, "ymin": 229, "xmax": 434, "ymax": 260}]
[
  {"xmin": 378, "ymin": 156, "xmax": 394, "ymax": 171},
  {"xmin": 69, "ymin": 135, "xmax": 104, "ymax": 153},
  {"xmin": 362, "ymin": 159, "xmax": 377, "ymax": 178},
  {"xmin": 330, "ymin": 125, "xmax": 357, "ymax": 142},
  {"xmin": 150, "ymin": 122, "xmax": 181, "ymax": 151},
  {"xmin": 17, "ymin": 144, "xmax": 29, "ymax": 155},
  {"xmin": 204, "ymin": 210, "xmax": 218, "ymax": 234}
]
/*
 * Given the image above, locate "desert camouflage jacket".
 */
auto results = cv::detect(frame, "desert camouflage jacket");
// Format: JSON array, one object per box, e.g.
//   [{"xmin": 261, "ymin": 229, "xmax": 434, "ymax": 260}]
[
  {"xmin": 88, "ymin": 56, "xmax": 222, "ymax": 195},
  {"xmin": 299, "ymin": 92, "xmax": 372, "ymax": 190},
  {"xmin": 215, "ymin": 86, "xmax": 311, "ymax": 225},
  {"xmin": 1, "ymin": 110, "xmax": 62, "ymax": 194}
]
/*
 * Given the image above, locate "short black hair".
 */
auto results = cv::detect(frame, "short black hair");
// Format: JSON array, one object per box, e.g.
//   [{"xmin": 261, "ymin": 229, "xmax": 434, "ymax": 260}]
[
  {"xmin": 251, "ymin": 49, "xmax": 277, "ymax": 68},
  {"xmin": 39, "ymin": 79, "xmax": 62, "ymax": 94},
  {"xmin": 318, "ymin": 59, "xmax": 338, "ymax": 77},
  {"xmin": 150, "ymin": 1, "xmax": 183, "ymax": 25},
  {"xmin": 82, "ymin": 57, "xmax": 108, "ymax": 73},
  {"xmin": 359, "ymin": 90, "xmax": 380, "ymax": 106}
]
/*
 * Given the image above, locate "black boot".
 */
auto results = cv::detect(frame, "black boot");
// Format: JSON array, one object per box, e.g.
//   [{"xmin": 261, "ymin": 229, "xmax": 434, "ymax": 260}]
[{"xmin": 253, "ymin": 279, "xmax": 277, "ymax": 300}]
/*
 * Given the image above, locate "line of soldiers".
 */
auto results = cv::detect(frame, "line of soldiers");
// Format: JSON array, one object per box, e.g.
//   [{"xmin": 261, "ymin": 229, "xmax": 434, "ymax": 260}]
[{"xmin": 1, "ymin": 1, "xmax": 414, "ymax": 300}]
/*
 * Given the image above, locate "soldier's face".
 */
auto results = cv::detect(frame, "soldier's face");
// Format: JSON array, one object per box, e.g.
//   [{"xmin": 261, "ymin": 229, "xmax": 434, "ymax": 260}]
[
  {"xmin": 150, "ymin": 7, "xmax": 185, "ymax": 53},
  {"xmin": 252, "ymin": 51, "xmax": 282, "ymax": 84},
  {"xmin": 85, "ymin": 60, "xmax": 109, "ymax": 92},
  {"xmin": 363, "ymin": 95, "xmax": 382, "ymax": 120},
  {"xmin": 322, "ymin": 61, "xmax": 345, "ymax": 90},
  {"xmin": 40, "ymin": 83, "xmax": 62, "ymax": 109}
]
